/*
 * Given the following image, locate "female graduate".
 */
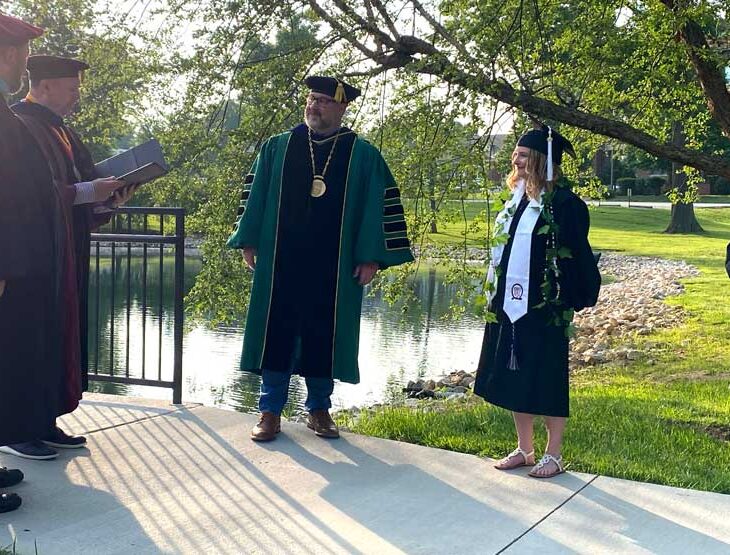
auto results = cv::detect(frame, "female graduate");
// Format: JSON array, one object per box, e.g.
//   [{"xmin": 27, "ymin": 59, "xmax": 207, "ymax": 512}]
[{"xmin": 473, "ymin": 126, "xmax": 601, "ymax": 479}]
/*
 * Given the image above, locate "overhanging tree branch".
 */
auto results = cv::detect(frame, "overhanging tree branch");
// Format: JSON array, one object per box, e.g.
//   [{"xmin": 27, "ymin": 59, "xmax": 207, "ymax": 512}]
[
  {"xmin": 305, "ymin": 0, "xmax": 380, "ymax": 59},
  {"xmin": 660, "ymin": 0, "xmax": 730, "ymax": 139},
  {"xmin": 411, "ymin": 56, "xmax": 730, "ymax": 177},
  {"xmin": 331, "ymin": 0, "xmax": 399, "ymax": 50},
  {"xmin": 307, "ymin": 0, "xmax": 730, "ymax": 178},
  {"xmin": 369, "ymin": 0, "xmax": 401, "ymax": 41},
  {"xmin": 410, "ymin": 0, "xmax": 473, "ymax": 63}
]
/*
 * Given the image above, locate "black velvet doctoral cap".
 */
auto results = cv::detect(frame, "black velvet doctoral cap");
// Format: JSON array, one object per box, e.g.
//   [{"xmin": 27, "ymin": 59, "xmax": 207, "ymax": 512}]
[
  {"xmin": 27, "ymin": 55, "xmax": 89, "ymax": 82},
  {"xmin": 0, "ymin": 13, "xmax": 43, "ymax": 46},
  {"xmin": 304, "ymin": 75, "xmax": 361, "ymax": 103},
  {"xmin": 517, "ymin": 125, "xmax": 576, "ymax": 165}
]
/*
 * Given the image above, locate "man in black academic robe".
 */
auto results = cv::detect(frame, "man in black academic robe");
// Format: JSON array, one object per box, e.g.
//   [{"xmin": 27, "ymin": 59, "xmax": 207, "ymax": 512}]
[
  {"xmin": 0, "ymin": 12, "xmax": 62, "ymax": 511},
  {"xmin": 8, "ymin": 55, "xmax": 129, "ymax": 456}
]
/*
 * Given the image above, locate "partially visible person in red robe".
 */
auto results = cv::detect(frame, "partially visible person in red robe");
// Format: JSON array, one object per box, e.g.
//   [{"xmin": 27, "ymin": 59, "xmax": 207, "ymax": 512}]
[
  {"xmin": 4, "ymin": 55, "xmax": 136, "ymax": 460},
  {"xmin": 0, "ymin": 12, "xmax": 60, "ymax": 512}
]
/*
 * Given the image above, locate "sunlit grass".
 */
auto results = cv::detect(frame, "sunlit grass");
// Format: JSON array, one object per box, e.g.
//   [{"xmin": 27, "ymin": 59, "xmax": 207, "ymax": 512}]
[
  {"xmin": 341, "ymin": 379, "xmax": 730, "ymax": 492},
  {"xmin": 346, "ymin": 206, "xmax": 730, "ymax": 493},
  {"xmin": 608, "ymin": 194, "xmax": 730, "ymax": 204}
]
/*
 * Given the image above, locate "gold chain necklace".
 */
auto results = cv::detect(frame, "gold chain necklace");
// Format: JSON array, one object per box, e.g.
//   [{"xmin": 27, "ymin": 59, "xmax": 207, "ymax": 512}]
[{"xmin": 307, "ymin": 126, "xmax": 340, "ymax": 198}]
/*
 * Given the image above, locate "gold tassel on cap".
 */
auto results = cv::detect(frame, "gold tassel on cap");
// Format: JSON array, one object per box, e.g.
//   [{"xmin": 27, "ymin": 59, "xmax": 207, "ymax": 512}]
[{"xmin": 334, "ymin": 81, "xmax": 346, "ymax": 103}]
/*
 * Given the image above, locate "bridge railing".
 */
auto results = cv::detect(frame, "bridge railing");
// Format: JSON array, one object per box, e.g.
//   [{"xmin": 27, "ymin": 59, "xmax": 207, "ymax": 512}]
[{"xmin": 88, "ymin": 207, "xmax": 185, "ymax": 404}]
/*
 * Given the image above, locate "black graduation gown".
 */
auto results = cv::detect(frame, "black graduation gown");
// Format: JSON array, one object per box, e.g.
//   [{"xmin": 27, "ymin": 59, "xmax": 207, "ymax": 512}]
[
  {"xmin": 263, "ymin": 124, "xmax": 358, "ymax": 378},
  {"xmin": 473, "ymin": 187, "xmax": 600, "ymax": 417},
  {"xmin": 725, "ymin": 242, "xmax": 729, "ymax": 279},
  {"xmin": 12, "ymin": 100, "xmax": 107, "ymax": 393},
  {"xmin": 0, "ymin": 100, "xmax": 63, "ymax": 444}
]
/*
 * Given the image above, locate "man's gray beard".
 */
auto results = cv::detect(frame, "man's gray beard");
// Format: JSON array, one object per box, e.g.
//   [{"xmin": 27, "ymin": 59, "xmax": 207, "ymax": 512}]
[{"xmin": 305, "ymin": 114, "xmax": 324, "ymax": 130}]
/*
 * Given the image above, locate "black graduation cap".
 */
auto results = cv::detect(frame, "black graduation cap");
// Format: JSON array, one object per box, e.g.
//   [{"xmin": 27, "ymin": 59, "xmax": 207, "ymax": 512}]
[
  {"xmin": 27, "ymin": 55, "xmax": 89, "ymax": 82},
  {"xmin": 517, "ymin": 124, "xmax": 576, "ymax": 181},
  {"xmin": 304, "ymin": 75, "xmax": 361, "ymax": 104},
  {"xmin": 517, "ymin": 125, "xmax": 575, "ymax": 164}
]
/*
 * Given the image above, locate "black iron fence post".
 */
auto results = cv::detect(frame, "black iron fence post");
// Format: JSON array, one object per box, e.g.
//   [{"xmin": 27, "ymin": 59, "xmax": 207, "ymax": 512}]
[{"xmin": 173, "ymin": 211, "xmax": 185, "ymax": 404}]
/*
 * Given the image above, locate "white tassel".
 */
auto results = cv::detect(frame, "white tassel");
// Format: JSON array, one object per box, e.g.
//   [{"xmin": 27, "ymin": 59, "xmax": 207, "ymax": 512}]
[{"xmin": 547, "ymin": 126, "xmax": 554, "ymax": 182}]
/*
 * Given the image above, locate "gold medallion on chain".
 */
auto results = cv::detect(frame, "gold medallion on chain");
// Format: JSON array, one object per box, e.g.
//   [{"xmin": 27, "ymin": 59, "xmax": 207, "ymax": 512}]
[
  {"xmin": 308, "ymin": 127, "xmax": 340, "ymax": 198},
  {"xmin": 311, "ymin": 176, "xmax": 327, "ymax": 198}
]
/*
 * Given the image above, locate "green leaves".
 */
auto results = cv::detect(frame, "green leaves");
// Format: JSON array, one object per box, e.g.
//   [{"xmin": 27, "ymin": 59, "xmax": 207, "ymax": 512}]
[
  {"xmin": 558, "ymin": 246, "xmax": 573, "ymax": 259},
  {"xmin": 13, "ymin": 0, "xmax": 157, "ymax": 162}
]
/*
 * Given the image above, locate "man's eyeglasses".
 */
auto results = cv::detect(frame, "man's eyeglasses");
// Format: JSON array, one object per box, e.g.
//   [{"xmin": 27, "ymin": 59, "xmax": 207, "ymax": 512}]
[{"xmin": 306, "ymin": 94, "xmax": 338, "ymax": 107}]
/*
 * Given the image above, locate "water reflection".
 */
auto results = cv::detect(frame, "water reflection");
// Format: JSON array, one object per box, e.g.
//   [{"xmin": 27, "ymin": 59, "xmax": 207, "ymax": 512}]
[{"xmin": 88, "ymin": 258, "xmax": 486, "ymax": 414}]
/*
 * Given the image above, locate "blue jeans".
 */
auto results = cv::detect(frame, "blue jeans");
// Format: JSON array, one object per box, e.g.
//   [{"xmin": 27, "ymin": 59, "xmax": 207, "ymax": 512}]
[{"xmin": 259, "ymin": 369, "xmax": 334, "ymax": 415}]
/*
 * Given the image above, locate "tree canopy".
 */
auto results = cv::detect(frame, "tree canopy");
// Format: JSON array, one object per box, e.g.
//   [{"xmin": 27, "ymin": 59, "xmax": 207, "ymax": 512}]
[{"xmin": 6, "ymin": 0, "xmax": 730, "ymax": 318}]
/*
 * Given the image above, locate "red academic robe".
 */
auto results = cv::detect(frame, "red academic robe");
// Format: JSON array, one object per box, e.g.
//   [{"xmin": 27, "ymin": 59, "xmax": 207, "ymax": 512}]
[
  {"xmin": 13, "ymin": 99, "xmax": 111, "ymax": 412},
  {"xmin": 0, "ymin": 100, "xmax": 64, "ymax": 442}
]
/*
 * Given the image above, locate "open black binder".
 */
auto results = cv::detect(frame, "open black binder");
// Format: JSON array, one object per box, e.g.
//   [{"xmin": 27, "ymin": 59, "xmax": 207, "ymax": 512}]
[{"xmin": 94, "ymin": 139, "xmax": 169, "ymax": 186}]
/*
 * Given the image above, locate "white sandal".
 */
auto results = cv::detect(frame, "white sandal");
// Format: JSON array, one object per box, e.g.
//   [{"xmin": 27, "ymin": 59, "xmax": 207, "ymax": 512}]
[
  {"xmin": 528, "ymin": 453, "xmax": 566, "ymax": 478},
  {"xmin": 494, "ymin": 447, "xmax": 535, "ymax": 470}
]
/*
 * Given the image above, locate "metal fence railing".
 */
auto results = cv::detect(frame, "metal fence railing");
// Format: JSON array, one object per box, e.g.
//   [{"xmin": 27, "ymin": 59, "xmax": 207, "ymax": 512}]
[{"xmin": 88, "ymin": 207, "xmax": 185, "ymax": 404}]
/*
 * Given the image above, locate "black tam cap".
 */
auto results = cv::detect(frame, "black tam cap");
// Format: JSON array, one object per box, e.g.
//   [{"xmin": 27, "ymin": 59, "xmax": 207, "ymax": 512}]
[
  {"xmin": 517, "ymin": 125, "xmax": 576, "ymax": 165},
  {"xmin": 304, "ymin": 75, "xmax": 361, "ymax": 103},
  {"xmin": 27, "ymin": 55, "xmax": 89, "ymax": 82}
]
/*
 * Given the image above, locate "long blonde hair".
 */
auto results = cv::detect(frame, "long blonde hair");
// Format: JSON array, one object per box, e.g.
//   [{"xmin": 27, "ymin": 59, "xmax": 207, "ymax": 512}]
[{"xmin": 507, "ymin": 149, "xmax": 562, "ymax": 200}]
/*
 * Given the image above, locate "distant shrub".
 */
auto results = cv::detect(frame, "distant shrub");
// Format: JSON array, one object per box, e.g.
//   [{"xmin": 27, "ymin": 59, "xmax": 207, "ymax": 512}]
[
  {"xmin": 711, "ymin": 178, "xmax": 730, "ymax": 195},
  {"xmin": 643, "ymin": 176, "xmax": 666, "ymax": 195},
  {"xmin": 615, "ymin": 177, "xmax": 635, "ymax": 194},
  {"xmin": 619, "ymin": 177, "xmax": 664, "ymax": 195}
]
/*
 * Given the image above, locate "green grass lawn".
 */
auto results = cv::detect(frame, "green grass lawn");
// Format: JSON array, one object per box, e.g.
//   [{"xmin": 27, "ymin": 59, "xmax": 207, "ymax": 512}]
[
  {"xmin": 607, "ymin": 194, "xmax": 730, "ymax": 204},
  {"xmin": 416, "ymin": 200, "xmax": 492, "ymax": 247},
  {"xmin": 343, "ymin": 206, "xmax": 730, "ymax": 493}
]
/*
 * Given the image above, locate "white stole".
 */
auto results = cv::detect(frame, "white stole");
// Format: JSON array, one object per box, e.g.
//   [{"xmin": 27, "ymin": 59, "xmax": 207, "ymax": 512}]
[{"xmin": 502, "ymin": 190, "xmax": 543, "ymax": 323}]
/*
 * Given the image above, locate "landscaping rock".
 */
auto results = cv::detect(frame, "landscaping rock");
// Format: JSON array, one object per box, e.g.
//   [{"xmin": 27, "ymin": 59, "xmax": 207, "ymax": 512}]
[
  {"xmin": 570, "ymin": 253, "xmax": 698, "ymax": 368},
  {"xmin": 414, "ymin": 389, "xmax": 436, "ymax": 399}
]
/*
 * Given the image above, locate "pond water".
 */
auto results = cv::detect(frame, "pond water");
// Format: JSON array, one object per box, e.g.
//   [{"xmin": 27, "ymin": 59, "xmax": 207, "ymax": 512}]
[{"xmin": 87, "ymin": 257, "xmax": 487, "ymax": 415}]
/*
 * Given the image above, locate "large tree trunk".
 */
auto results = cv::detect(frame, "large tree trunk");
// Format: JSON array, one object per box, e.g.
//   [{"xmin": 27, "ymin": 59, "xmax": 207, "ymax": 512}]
[
  {"xmin": 665, "ymin": 122, "xmax": 704, "ymax": 234},
  {"xmin": 666, "ymin": 203, "xmax": 703, "ymax": 233},
  {"xmin": 659, "ymin": 0, "xmax": 730, "ymax": 139}
]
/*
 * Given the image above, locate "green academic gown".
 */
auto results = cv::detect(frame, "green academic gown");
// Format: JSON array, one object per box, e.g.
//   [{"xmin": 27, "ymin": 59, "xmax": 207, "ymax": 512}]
[{"xmin": 227, "ymin": 124, "xmax": 413, "ymax": 383}]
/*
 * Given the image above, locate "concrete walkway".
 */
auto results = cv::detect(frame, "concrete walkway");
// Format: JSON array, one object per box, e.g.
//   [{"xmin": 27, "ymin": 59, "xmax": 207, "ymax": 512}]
[{"xmin": 1, "ymin": 394, "xmax": 728, "ymax": 554}]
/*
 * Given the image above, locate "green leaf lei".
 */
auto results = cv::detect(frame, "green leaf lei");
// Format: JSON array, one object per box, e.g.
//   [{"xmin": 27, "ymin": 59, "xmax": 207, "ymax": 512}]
[{"xmin": 535, "ymin": 176, "xmax": 576, "ymax": 336}]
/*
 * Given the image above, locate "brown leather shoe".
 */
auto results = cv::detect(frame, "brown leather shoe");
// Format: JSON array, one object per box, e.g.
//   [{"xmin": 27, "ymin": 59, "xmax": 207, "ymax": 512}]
[
  {"xmin": 250, "ymin": 412, "xmax": 281, "ymax": 442},
  {"xmin": 307, "ymin": 410, "xmax": 340, "ymax": 439}
]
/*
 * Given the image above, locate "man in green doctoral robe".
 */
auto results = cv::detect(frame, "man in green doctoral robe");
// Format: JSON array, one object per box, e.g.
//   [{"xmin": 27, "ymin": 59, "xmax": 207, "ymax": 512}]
[{"xmin": 227, "ymin": 76, "xmax": 414, "ymax": 442}]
